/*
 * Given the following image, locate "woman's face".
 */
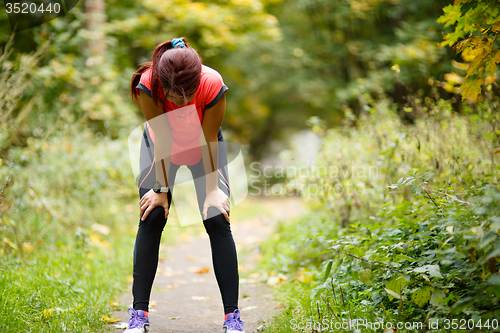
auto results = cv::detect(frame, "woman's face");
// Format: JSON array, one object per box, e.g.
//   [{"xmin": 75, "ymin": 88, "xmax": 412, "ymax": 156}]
[{"xmin": 165, "ymin": 89, "xmax": 196, "ymax": 106}]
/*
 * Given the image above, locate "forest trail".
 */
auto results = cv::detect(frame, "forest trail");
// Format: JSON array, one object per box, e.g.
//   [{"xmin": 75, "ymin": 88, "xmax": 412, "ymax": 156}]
[{"xmin": 111, "ymin": 196, "xmax": 305, "ymax": 333}]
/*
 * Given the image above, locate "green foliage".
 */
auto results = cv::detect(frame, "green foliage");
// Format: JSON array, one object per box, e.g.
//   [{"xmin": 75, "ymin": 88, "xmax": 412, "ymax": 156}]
[
  {"xmin": 0, "ymin": 35, "xmax": 47, "ymax": 155},
  {"xmin": 260, "ymin": 98, "xmax": 500, "ymax": 331},
  {"xmin": 0, "ymin": 40, "xmax": 139, "ymax": 330},
  {"xmin": 0, "ymin": 124, "xmax": 138, "ymax": 331},
  {"xmin": 3, "ymin": 0, "xmax": 493, "ymax": 161},
  {"xmin": 438, "ymin": 0, "xmax": 500, "ymax": 101},
  {"xmin": 0, "ymin": 242, "xmax": 128, "ymax": 332}
]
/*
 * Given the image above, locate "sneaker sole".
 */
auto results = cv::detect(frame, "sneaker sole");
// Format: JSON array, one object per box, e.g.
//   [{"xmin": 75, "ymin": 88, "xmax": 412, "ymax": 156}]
[
  {"xmin": 223, "ymin": 327, "xmax": 245, "ymax": 333},
  {"xmin": 125, "ymin": 323, "xmax": 150, "ymax": 333}
]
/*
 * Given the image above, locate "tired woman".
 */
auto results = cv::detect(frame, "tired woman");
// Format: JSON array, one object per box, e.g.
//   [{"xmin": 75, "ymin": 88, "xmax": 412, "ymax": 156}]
[{"xmin": 125, "ymin": 37, "xmax": 244, "ymax": 333}]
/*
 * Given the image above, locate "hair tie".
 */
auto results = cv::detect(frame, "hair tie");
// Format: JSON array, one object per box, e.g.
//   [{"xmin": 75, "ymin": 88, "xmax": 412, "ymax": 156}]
[{"xmin": 171, "ymin": 38, "xmax": 186, "ymax": 48}]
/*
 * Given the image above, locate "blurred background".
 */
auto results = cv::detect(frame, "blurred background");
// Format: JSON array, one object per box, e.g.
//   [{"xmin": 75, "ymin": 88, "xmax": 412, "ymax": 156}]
[
  {"xmin": 0, "ymin": 0, "xmax": 476, "ymax": 160},
  {"xmin": 1, "ymin": 0, "xmax": 499, "ymax": 331}
]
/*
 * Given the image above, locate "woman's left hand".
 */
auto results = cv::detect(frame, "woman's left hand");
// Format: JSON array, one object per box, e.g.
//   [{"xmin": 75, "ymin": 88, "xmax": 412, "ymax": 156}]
[{"xmin": 203, "ymin": 188, "xmax": 231, "ymax": 222}]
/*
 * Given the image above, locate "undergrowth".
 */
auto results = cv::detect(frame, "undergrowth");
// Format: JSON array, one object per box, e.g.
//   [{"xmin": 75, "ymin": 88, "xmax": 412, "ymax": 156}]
[{"xmin": 260, "ymin": 98, "xmax": 500, "ymax": 332}]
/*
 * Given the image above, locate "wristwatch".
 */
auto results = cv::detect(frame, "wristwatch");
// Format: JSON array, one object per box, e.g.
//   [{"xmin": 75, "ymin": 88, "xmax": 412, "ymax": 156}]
[{"xmin": 153, "ymin": 181, "xmax": 169, "ymax": 194}]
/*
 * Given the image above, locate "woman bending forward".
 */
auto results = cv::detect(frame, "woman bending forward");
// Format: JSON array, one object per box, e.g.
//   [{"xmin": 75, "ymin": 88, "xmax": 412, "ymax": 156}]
[{"xmin": 125, "ymin": 37, "xmax": 244, "ymax": 333}]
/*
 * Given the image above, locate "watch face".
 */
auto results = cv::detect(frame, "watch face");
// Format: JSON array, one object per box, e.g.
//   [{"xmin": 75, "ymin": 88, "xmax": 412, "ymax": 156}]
[{"xmin": 153, "ymin": 182, "xmax": 160, "ymax": 192}]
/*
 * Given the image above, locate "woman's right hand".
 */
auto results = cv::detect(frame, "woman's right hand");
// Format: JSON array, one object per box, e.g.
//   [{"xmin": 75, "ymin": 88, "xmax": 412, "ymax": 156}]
[{"xmin": 140, "ymin": 189, "xmax": 169, "ymax": 221}]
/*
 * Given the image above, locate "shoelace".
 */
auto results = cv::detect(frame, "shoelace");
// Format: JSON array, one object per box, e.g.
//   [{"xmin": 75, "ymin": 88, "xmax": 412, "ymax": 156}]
[
  {"xmin": 224, "ymin": 309, "xmax": 244, "ymax": 330},
  {"xmin": 127, "ymin": 307, "xmax": 149, "ymax": 329}
]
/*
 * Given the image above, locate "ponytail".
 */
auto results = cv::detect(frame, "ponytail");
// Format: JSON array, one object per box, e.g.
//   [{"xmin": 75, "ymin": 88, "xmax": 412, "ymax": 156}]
[{"xmin": 130, "ymin": 37, "xmax": 193, "ymax": 108}]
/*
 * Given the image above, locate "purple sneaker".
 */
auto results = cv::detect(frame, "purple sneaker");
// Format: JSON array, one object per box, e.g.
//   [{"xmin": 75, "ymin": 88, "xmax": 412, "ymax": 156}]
[
  {"xmin": 124, "ymin": 308, "xmax": 150, "ymax": 333},
  {"xmin": 223, "ymin": 309, "xmax": 245, "ymax": 333}
]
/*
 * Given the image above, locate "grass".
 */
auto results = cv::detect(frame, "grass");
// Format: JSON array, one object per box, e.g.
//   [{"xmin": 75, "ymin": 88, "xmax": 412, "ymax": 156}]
[{"xmin": 0, "ymin": 242, "xmax": 129, "ymax": 332}]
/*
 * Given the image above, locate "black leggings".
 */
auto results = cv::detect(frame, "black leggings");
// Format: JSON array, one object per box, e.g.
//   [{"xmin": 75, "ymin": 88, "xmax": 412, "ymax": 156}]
[{"xmin": 132, "ymin": 127, "xmax": 239, "ymax": 314}]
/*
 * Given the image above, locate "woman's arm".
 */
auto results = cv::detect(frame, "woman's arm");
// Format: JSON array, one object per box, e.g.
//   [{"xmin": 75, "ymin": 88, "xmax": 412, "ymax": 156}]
[
  {"xmin": 139, "ymin": 90, "xmax": 173, "ymax": 188},
  {"xmin": 200, "ymin": 94, "xmax": 230, "ymax": 221},
  {"xmin": 138, "ymin": 89, "xmax": 173, "ymax": 221},
  {"xmin": 200, "ymin": 95, "xmax": 226, "ymax": 192}
]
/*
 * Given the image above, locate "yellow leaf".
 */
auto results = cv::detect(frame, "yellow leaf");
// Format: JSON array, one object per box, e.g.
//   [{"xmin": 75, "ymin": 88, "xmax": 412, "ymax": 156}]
[
  {"xmin": 455, "ymin": 39, "xmax": 470, "ymax": 54},
  {"xmin": 22, "ymin": 242, "xmax": 34, "ymax": 253},
  {"xmin": 296, "ymin": 269, "xmax": 313, "ymax": 283},
  {"xmin": 491, "ymin": 21, "xmax": 500, "ymax": 33},
  {"xmin": 452, "ymin": 60, "xmax": 469, "ymax": 70},
  {"xmin": 453, "ymin": 0, "xmax": 468, "ymax": 5},
  {"xmin": 493, "ymin": 51, "xmax": 500, "ymax": 64},
  {"xmin": 461, "ymin": 78, "xmax": 484, "ymax": 101},
  {"xmin": 101, "ymin": 315, "xmax": 120, "ymax": 323},
  {"xmin": 444, "ymin": 72, "xmax": 464, "ymax": 85},
  {"xmin": 492, "ymin": 149, "xmax": 500, "ymax": 157},
  {"xmin": 484, "ymin": 55, "xmax": 498, "ymax": 76},
  {"xmin": 486, "ymin": 75, "xmax": 496, "ymax": 84},
  {"xmin": 462, "ymin": 45, "xmax": 487, "ymax": 64}
]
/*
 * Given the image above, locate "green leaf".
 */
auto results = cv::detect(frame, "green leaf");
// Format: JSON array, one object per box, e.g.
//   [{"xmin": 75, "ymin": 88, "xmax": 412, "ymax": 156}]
[
  {"xmin": 413, "ymin": 264, "xmax": 443, "ymax": 278},
  {"xmin": 384, "ymin": 288, "xmax": 407, "ymax": 301},
  {"xmin": 486, "ymin": 247, "xmax": 500, "ymax": 261},
  {"xmin": 359, "ymin": 268, "xmax": 373, "ymax": 286},
  {"xmin": 479, "ymin": 231, "xmax": 498, "ymax": 249},
  {"xmin": 430, "ymin": 288, "xmax": 447, "ymax": 306},
  {"xmin": 385, "ymin": 275, "xmax": 407, "ymax": 300},
  {"xmin": 411, "ymin": 286, "xmax": 433, "ymax": 308},
  {"xmin": 323, "ymin": 261, "xmax": 333, "ymax": 282},
  {"xmin": 487, "ymin": 274, "xmax": 500, "ymax": 285}
]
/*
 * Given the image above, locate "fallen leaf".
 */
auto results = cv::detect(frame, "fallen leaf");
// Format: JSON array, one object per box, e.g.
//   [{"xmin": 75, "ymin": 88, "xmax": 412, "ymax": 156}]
[
  {"xmin": 195, "ymin": 267, "xmax": 210, "ymax": 274},
  {"xmin": 242, "ymin": 306, "xmax": 257, "ymax": 311},
  {"xmin": 101, "ymin": 315, "xmax": 120, "ymax": 323},
  {"xmin": 296, "ymin": 269, "xmax": 313, "ymax": 283},
  {"xmin": 267, "ymin": 274, "xmax": 288, "ymax": 286}
]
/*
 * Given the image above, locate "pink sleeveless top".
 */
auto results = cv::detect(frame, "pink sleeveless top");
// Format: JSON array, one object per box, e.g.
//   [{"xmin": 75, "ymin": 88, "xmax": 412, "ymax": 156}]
[{"xmin": 136, "ymin": 65, "xmax": 228, "ymax": 165}]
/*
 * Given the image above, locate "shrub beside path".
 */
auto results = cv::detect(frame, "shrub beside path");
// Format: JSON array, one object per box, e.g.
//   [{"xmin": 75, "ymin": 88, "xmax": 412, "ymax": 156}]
[{"xmin": 111, "ymin": 196, "xmax": 305, "ymax": 333}]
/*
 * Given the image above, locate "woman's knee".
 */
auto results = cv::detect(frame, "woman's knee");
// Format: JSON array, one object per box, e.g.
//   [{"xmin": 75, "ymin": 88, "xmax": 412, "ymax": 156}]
[
  {"xmin": 139, "ymin": 206, "xmax": 167, "ymax": 233},
  {"xmin": 203, "ymin": 207, "xmax": 231, "ymax": 236}
]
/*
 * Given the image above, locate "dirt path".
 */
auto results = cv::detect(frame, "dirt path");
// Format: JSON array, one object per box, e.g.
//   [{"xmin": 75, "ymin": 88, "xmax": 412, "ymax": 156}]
[{"xmin": 111, "ymin": 196, "xmax": 305, "ymax": 333}]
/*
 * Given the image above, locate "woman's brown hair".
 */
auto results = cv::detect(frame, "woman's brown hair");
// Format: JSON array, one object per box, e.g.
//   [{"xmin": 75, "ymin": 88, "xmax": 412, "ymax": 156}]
[{"xmin": 130, "ymin": 37, "xmax": 202, "ymax": 108}]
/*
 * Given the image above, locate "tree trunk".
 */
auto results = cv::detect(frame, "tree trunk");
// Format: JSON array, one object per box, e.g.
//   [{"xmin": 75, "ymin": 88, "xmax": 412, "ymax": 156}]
[{"xmin": 82, "ymin": 0, "xmax": 106, "ymax": 55}]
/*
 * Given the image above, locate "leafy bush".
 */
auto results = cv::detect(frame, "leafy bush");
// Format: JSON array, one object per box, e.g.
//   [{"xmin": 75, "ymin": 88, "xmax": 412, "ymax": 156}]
[
  {"xmin": 0, "ymin": 34, "xmax": 139, "ymax": 332},
  {"xmin": 260, "ymin": 98, "xmax": 500, "ymax": 331}
]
